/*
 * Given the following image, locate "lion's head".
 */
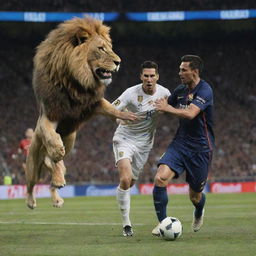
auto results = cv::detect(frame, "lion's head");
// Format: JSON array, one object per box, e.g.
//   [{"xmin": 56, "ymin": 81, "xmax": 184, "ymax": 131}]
[{"xmin": 34, "ymin": 17, "xmax": 121, "ymax": 90}]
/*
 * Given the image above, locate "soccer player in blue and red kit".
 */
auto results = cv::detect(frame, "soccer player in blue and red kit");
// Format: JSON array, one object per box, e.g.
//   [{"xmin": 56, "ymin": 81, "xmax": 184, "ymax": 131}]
[{"xmin": 152, "ymin": 55, "xmax": 215, "ymax": 235}]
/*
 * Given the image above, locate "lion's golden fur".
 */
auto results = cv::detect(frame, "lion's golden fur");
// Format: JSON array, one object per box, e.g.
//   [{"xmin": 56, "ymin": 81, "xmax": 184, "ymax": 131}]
[
  {"xmin": 33, "ymin": 17, "xmax": 118, "ymax": 129},
  {"xmin": 25, "ymin": 17, "xmax": 122, "ymax": 209}
]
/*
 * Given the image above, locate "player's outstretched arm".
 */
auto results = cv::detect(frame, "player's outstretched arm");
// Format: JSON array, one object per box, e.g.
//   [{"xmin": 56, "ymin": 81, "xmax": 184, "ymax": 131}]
[{"xmin": 154, "ymin": 98, "xmax": 200, "ymax": 120}]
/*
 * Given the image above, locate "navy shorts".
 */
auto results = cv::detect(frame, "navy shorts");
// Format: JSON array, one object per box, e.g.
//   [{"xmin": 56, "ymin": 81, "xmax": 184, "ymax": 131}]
[{"xmin": 158, "ymin": 143, "xmax": 212, "ymax": 192}]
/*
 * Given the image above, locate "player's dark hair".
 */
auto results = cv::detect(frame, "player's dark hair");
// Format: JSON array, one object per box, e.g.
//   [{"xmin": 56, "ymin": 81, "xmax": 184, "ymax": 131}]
[
  {"xmin": 181, "ymin": 55, "xmax": 203, "ymax": 74},
  {"xmin": 141, "ymin": 60, "xmax": 159, "ymax": 74}
]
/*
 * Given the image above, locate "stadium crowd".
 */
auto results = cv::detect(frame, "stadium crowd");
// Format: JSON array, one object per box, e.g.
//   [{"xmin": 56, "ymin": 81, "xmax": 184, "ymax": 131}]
[
  {"xmin": 2, "ymin": 0, "xmax": 256, "ymax": 12},
  {"xmin": 0, "ymin": 7, "xmax": 255, "ymax": 185}
]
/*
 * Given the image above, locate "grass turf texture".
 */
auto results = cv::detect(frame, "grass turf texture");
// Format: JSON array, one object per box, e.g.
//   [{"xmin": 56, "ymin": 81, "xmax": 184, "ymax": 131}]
[{"xmin": 0, "ymin": 193, "xmax": 255, "ymax": 256}]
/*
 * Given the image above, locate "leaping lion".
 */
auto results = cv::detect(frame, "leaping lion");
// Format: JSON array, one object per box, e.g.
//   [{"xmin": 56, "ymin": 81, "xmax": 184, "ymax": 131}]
[{"xmin": 25, "ymin": 17, "xmax": 137, "ymax": 209}]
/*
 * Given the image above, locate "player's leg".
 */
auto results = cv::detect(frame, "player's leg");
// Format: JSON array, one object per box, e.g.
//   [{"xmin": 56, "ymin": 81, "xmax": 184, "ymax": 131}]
[
  {"xmin": 117, "ymin": 158, "xmax": 133, "ymax": 223},
  {"xmin": 116, "ymin": 158, "xmax": 135, "ymax": 236},
  {"xmin": 152, "ymin": 144, "xmax": 184, "ymax": 236},
  {"xmin": 113, "ymin": 141, "xmax": 134, "ymax": 236},
  {"xmin": 119, "ymin": 149, "xmax": 150, "ymax": 236},
  {"xmin": 186, "ymin": 151, "xmax": 212, "ymax": 232},
  {"xmin": 152, "ymin": 164, "xmax": 175, "ymax": 235},
  {"xmin": 113, "ymin": 140, "xmax": 135, "ymax": 234},
  {"xmin": 189, "ymin": 188, "xmax": 205, "ymax": 232}
]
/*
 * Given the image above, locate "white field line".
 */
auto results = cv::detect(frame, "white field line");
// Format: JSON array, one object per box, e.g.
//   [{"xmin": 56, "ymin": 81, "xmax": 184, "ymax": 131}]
[{"xmin": 0, "ymin": 221, "xmax": 144, "ymax": 226}]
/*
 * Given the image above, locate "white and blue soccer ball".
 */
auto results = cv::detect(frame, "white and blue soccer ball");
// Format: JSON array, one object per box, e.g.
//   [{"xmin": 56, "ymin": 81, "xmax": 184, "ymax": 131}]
[{"xmin": 159, "ymin": 217, "xmax": 183, "ymax": 241}]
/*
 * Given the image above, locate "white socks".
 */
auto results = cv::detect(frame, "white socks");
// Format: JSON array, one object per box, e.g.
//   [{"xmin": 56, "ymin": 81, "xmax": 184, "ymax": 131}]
[{"xmin": 116, "ymin": 186, "xmax": 131, "ymax": 227}]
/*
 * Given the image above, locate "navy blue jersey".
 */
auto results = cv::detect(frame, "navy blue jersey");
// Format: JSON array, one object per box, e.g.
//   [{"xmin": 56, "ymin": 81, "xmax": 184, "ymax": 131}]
[{"xmin": 168, "ymin": 80, "xmax": 215, "ymax": 152}]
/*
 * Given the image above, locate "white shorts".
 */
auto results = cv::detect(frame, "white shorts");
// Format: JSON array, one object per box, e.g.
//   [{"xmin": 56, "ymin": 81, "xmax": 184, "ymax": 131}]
[{"xmin": 113, "ymin": 138, "xmax": 150, "ymax": 180}]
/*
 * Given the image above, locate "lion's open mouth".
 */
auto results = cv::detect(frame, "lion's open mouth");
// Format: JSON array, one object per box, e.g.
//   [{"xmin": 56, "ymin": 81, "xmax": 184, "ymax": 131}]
[{"xmin": 96, "ymin": 68, "xmax": 114, "ymax": 80}]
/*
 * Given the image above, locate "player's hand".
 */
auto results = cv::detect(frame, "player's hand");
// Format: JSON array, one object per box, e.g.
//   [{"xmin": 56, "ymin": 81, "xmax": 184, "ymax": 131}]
[
  {"xmin": 116, "ymin": 118, "xmax": 130, "ymax": 125},
  {"xmin": 154, "ymin": 98, "xmax": 169, "ymax": 112},
  {"xmin": 118, "ymin": 111, "xmax": 138, "ymax": 121}
]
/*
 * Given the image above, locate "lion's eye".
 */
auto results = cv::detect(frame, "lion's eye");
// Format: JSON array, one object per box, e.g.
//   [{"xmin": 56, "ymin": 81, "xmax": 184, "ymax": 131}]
[{"xmin": 79, "ymin": 36, "xmax": 87, "ymax": 44}]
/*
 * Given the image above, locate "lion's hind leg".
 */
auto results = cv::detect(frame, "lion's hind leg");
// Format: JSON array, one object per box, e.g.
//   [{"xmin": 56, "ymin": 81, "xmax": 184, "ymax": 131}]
[{"xmin": 25, "ymin": 131, "xmax": 44, "ymax": 209}]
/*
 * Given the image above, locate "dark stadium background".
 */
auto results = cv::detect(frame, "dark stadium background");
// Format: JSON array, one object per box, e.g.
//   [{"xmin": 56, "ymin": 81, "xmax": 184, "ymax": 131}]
[{"xmin": 0, "ymin": 0, "xmax": 255, "ymax": 186}]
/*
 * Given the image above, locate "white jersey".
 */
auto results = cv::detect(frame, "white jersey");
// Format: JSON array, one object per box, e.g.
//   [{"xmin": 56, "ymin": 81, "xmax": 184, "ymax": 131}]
[{"xmin": 112, "ymin": 83, "xmax": 171, "ymax": 150}]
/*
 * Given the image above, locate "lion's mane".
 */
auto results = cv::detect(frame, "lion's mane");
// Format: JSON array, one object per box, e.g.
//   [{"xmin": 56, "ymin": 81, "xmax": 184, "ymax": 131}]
[{"xmin": 33, "ymin": 18, "xmax": 119, "ymax": 135}]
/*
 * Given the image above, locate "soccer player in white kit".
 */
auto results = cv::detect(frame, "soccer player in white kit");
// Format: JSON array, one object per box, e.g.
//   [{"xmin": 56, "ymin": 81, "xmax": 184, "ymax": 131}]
[{"xmin": 112, "ymin": 61, "xmax": 171, "ymax": 236}]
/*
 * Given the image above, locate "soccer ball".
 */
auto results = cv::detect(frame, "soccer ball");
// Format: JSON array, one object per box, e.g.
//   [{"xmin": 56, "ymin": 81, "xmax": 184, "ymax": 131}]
[{"xmin": 159, "ymin": 217, "xmax": 183, "ymax": 241}]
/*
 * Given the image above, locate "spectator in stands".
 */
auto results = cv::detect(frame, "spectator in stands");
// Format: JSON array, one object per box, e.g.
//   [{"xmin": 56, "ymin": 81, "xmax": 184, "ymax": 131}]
[{"xmin": 12, "ymin": 128, "xmax": 34, "ymax": 173}]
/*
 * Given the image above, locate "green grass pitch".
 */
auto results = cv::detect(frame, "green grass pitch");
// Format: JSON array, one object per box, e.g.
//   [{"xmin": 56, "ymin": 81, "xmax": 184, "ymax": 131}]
[{"xmin": 0, "ymin": 193, "xmax": 255, "ymax": 256}]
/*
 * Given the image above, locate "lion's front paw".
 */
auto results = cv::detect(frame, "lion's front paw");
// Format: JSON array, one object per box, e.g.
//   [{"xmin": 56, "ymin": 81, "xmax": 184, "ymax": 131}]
[
  {"xmin": 26, "ymin": 194, "xmax": 36, "ymax": 210},
  {"xmin": 52, "ymin": 197, "xmax": 64, "ymax": 208},
  {"xmin": 50, "ymin": 187, "xmax": 64, "ymax": 208},
  {"xmin": 51, "ymin": 167, "xmax": 66, "ymax": 188},
  {"xmin": 51, "ymin": 181, "xmax": 66, "ymax": 189}
]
